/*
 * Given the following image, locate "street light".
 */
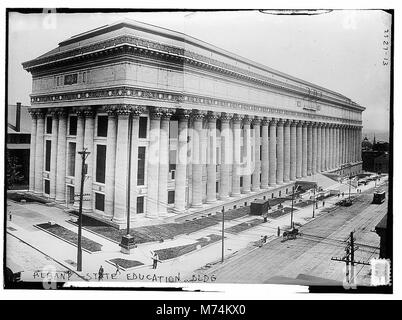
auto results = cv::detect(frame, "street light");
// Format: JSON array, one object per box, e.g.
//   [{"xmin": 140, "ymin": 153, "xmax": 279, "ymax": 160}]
[{"xmin": 77, "ymin": 148, "xmax": 90, "ymax": 272}]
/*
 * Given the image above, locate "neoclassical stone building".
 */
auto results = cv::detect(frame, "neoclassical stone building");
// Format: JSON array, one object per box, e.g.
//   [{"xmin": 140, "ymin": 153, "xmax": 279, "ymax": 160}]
[{"xmin": 23, "ymin": 20, "xmax": 364, "ymax": 226}]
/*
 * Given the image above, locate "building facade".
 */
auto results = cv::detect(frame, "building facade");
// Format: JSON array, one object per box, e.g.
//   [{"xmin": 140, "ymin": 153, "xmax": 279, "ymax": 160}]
[{"xmin": 22, "ymin": 21, "xmax": 364, "ymax": 226}]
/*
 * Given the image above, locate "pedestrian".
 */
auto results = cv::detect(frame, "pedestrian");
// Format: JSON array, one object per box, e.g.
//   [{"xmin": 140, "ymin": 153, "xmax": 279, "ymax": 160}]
[
  {"xmin": 277, "ymin": 226, "xmax": 280, "ymax": 237},
  {"xmin": 322, "ymin": 201, "xmax": 325, "ymax": 207},
  {"xmin": 115, "ymin": 262, "xmax": 121, "ymax": 276},
  {"xmin": 8, "ymin": 211, "xmax": 12, "ymax": 221},
  {"xmin": 98, "ymin": 265, "xmax": 104, "ymax": 281},
  {"xmin": 342, "ymin": 192, "xmax": 344, "ymax": 197},
  {"xmin": 152, "ymin": 252, "xmax": 160, "ymax": 269}
]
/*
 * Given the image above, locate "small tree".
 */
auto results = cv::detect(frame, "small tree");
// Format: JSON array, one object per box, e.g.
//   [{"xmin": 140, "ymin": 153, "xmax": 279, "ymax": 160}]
[{"xmin": 7, "ymin": 154, "xmax": 24, "ymax": 190}]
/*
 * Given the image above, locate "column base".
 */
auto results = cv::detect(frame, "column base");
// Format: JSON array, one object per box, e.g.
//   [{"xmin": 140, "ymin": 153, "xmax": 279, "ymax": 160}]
[
  {"xmin": 120, "ymin": 234, "xmax": 136, "ymax": 254},
  {"xmin": 260, "ymin": 184, "xmax": 269, "ymax": 189},
  {"xmin": 231, "ymin": 192, "xmax": 241, "ymax": 197},
  {"xmin": 206, "ymin": 198, "xmax": 217, "ymax": 204},
  {"xmin": 113, "ymin": 216, "xmax": 126, "ymax": 224},
  {"xmin": 191, "ymin": 203, "xmax": 203, "ymax": 208},
  {"xmin": 251, "ymin": 187, "xmax": 260, "ymax": 192}
]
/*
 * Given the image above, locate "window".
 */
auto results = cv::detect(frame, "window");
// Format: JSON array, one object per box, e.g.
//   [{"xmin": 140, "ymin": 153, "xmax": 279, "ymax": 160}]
[
  {"xmin": 260, "ymin": 125, "xmax": 263, "ymax": 137},
  {"xmin": 82, "ymin": 72, "xmax": 87, "ymax": 83},
  {"xmin": 216, "ymin": 181, "xmax": 219, "ymax": 193},
  {"xmin": 169, "ymin": 121, "xmax": 178, "ymax": 139},
  {"xmin": 260, "ymin": 145, "xmax": 262, "ymax": 161},
  {"xmin": 95, "ymin": 193, "xmax": 105, "ymax": 211},
  {"xmin": 46, "ymin": 117, "xmax": 52, "ymax": 134},
  {"xmin": 44, "ymin": 180, "xmax": 50, "ymax": 195},
  {"xmin": 168, "ymin": 191, "xmax": 175, "ymax": 204},
  {"xmin": 69, "ymin": 116, "xmax": 77, "ymax": 135},
  {"xmin": 272, "ymin": 193, "xmax": 274, "ymax": 199},
  {"xmin": 137, "ymin": 146, "xmax": 146, "ymax": 185},
  {"xmin": 64, "ymin": 73, "xmax": 78, "ymax": 85},
  {"xmin": 97, "ymin": 116, "xmax": 108, "ymax": 137},
  {"xmin": 137, "ymin": 196, "xmax": 144, "ymax": 214},
  {"xmin": 68, "ymin": 142, "xmax": 76, "ymax": 176},
  {"xmin": 169, "ymin": 150, "xmax": 177, "ymax": 172},
  {"xmin": 96, "ymin": 145, "xmax": 106, "ymax": 183},
  {"xmin": 139, "ymin": 117, "xmax": 147, "ymax": 138},
  {"xmin": 240, "ymin": 176, "xmax": 243, "ymax": 188},
  {"xmin": 45, "ymin": 140, "xmax": 51, "ymax": 171}
]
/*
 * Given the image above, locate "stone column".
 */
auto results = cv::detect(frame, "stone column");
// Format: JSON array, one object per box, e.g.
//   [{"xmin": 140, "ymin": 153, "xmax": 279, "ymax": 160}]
[
  {"xmin": 206, "ymin": 111, "xmax": 218, "ymax": 203},
  {"xmin": 325, "ymin": 124, "xmax": 330, "ymax": 170},
  {"xmin": 342, "ymin": 125, "xmax": 346, "ymax": 165},
  {"xmin": 316, "ymin": 123, "xmax": 322, "ymax": 172},
  {"xmin": 307, "ymin": 121, "xmax": 313, "ymax": 176},
  {"xmin": 113, "ymin": 106, "xmax": 131, "ymax": 222},
  {"xmin": 260, "ymin": 117, "xmax": 269, "ymax": 188},
  {"xmin": 34, "ymin": 110, "xmax": 45, "ymax": 194},
  {"xmin": 232, "ymin": 114, "xmax": 242, "ymax": 196},
  {"xmin": 219, "ymin": 113, "xmax": 232, "ymax": 199},
  {"xmin": 358, "ymin": 127, "xmax": 362, "ymax": 161},
  {"xmin": 296, "ymin": 121, "xmax": 303, "ymax": 179},
  {"xmin": 146, "ymin": 108, "xmax": 162, "ymax": 217},
  {"xmin": 269, "ymin": 118, "xmax": 277, "ymax": 186},
  {"xmin": 334, "ymin": 125, "xmax": 338, "ymax": 168},
  {"xmin": 312, "ymin": 122, "xmax": 317, "ymax": 174},
  {"xmin": 346, "ymin": 126, "xmax": 350, "ymax": 163},
  {"xmin": 321, "ymin": 123, "xmax": 326, "ymax": 171},
  {"xmin": 158, "ymin": 109, "xmax": 173, "ymax": 216},
  {"xmin": 81, "ymin": 108, "xmax": 95, "ymax": 211},
  {"xmin": 55, "ymin": 110, "xmax": 67, "ymax": 203},
  {"xmin": 49, "ymin": 110, "xmax": 59, "ymax": 200},
  {"xmin": 290, "ymin": 120, "xmax": 297, "ymax": 181},
  {"xmin": 104, "ymin": 106, "xmax": 117, "ymax": 219},
  {"xmin": 283, "ymin": 119, "xmax": 290, "ymax": 183},
  {"xmin": 354, "ymin": 127, "xmax": 358, "ymax": 162},
  {"xmin": 302, "ymin": 121, "xmax": 308, "ymax": 177},
  {"xmin": 328, "ymin": 124, "xmax": 333, "ymax": 170},
  {"xmin": 28, "ymin": 110, "xmax": 37, "ymax": 193},
  {"xmin": 242, "ymin": 116, "xmax": 252, "ymax": 193},
  {"xmin": 175, "ymin": 110, "xmax": 190, "ymax": 212},
  {"xmin": 338, "ymin": 125, "xmax": 342, "ymax": 166},
  {"xmin": 192, "ymin": 110, "xmax": 205, "ymax": 206},
  {"xmin": 333, "ymin": 125, "xmax": 337, "ymax": 168},
  {"xmin": 74, "ymin": 111, "xmax": 85, "ymax": 208},
  {"xmin": 252, "ymin": 117, "xmax": 261, "ymax": 191}
]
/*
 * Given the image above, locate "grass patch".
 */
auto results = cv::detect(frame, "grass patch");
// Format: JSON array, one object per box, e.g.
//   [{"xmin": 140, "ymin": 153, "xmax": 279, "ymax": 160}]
[
  {"xmin": 109, "ymin": 258, "xmax": 144, "ymax": 270},
  {"xmin": 154, "ymin": 234, "xmax": 222, "ymax": 261},
  {"xmin": 7, "ymin": 192, "xmax": 51, "ymax": 204},
  {"xmin": 269, "ymin": 206, "xmax": 297, "ymax": 218},
  {"xmin": 70, "ymin": 206, "xmax": 250, "ymax": 245},
  {"xmin": 225, "ymin": 218, "xmax": 265, "ymax": 234},
  {"xmin": 36, "ymin": 223, "xmax": 103, "ymax": 252}
]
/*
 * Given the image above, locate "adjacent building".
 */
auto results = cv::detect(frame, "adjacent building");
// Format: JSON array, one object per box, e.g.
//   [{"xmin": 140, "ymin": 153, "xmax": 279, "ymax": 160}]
[{"xmin": 22, "ymin": 20, "xmax": 364, "ymax": 226}]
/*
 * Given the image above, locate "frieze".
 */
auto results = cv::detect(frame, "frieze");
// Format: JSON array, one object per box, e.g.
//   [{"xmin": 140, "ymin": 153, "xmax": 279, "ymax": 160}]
[{"xmin": 29, "ymin": 86, "xmax": 362, "ymax": 126}]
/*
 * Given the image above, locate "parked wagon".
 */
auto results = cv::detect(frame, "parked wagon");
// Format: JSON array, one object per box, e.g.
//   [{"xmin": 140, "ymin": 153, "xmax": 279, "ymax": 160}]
[{"xmin": 283, "ymin": 228, "xmax": 299, "ymax": 240}]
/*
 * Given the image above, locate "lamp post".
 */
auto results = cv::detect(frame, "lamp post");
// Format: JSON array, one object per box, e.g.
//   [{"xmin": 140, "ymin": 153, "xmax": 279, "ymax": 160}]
[
  {"xmin": 290, "ymin": 186, "xmax": 295, "ymax": 229},
  {"xmin": 77, "ymin": 148, "xmax": 90, "ymax": 272}
]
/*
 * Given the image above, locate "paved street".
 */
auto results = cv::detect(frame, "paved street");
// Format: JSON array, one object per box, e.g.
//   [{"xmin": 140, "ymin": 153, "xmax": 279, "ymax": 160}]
[{"xmin": 198, "ymin": 181, "xmax": 388, "ymax": 285}]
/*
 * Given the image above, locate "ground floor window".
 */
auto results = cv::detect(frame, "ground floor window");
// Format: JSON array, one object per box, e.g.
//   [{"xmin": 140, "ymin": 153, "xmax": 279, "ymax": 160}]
[
  {"xmin": 137, "ymin": 196, "xmax": 144, "ymax": 214},
  {"xmin": 67, "ymin": 185, "xmax": 75, "ymax": 205},
  {"xmin": 95, "ymin": 192, "xmax": 105, "ymax": 211},
  {"xmin": 168, "ymin": 191, "xmax": 175, "ymax": 204},
  {"xmin": 137, "ymin": 146, "xmax": 146, "ymax": 185},
  {"xmin": 96, "ymin": 144, "xmax": 106, "ymax": 183},
  {"xmin": 216, "ymin": 181, "xmax": 219, "ymax": 193},
  {"xmin": 44, "ymin": 179, "xmax": 50, "ymax": 195},
  {"xmin": 45, "ymin": 140, "xmax": 51, "ymax": 171},
  {"xmin": 68, "ymin": 142, "xmax": 76, "ymax": 176}
]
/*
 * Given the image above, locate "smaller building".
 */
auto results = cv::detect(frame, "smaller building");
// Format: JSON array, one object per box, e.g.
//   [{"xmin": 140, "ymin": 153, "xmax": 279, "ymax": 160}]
[
  {"xmin": 7, "ymin": 102, "xmax": 31, "ymax": 189},
  {"xmin": 361, "ymin": 137, "xmax": 390, "ymax": 173},
  {"xmin": 375, "ymin": 214, "xmax": 389, "ymax": 259}
]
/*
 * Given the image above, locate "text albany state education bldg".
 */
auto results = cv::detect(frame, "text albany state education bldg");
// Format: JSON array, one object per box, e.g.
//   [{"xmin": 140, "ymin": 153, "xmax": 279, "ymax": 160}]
[{"xmin": 22, "ymin": 20, "xmax": 364, "ymax": 228}]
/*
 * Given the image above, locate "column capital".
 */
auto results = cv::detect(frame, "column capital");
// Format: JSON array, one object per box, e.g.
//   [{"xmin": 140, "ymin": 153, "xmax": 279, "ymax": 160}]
[
  {"xmin": 290, "ymin": 120, "xmax": 298, "ymax": 127},
  {"xmin": 232, "ymin": 113, "xmax": 244, "ymax": 123},
  {"xmin": 83, "ymin": 107, "xmax": 96, "ymax": 118},
  {"xmin": 283, "ymin": 119, "xmax": 291, "ymax": 127},
  {"xmin": 303, "ymin": 121, "xmax": 312, "ymax": 127},
  {"xmin": 57, "ymin": 109, "xmax": 68, "ymax": 119},
  {"xmin": 242, "ymin": 115, "xmax": 253, "ymax": 125},
  {"xmin": 149, "ymin": 107, "xmax": 165, "ymax": 120},
  {"xmin": 296, "ymin": 120, "xmax": 303, "ymax": 127},
  {"xmin": 276, "ymin": 118, "xmax": 285, "ymax": 127},
  {"xmin": 206, "ymin": 111, "xmax": 219, "ymax": 122},
  {"xmin": 270, "ymin": 118, "xmax": 278, "ymax": 126},
  {"xmin": 48, "ymin": 108, "xmax": 60, "ymax": 118},
  {"xmin": 252, "ymin": 116, "xmax": 261, "ymax": 126},
  {"xmin": 261, "ymin": 117, "xmax": 270, "ymax": 126},
  {"xmin": 311, "ymin": 122, "xmax": 319, "ymax": 128},
  {"xmin": 191, "ymin": 109, "xmax": 206, "ymax": 121},
  {"xmin": 28, "ymin": 108, "xmax": 39, "ymax": 119},
  {"xmin": 220, "ymin": 112, "xmax": 233, "ymax": 123},
  {"xmin": 176, "ymin": 108, "xmax": 192, "ymax": 120},
  {"xmin": 33, "ymin": 109, "xmax": 46, "ymax": 119},
  {"xmin": 161, "ymin": 108, "xmax": 175, "ymax": 120}
]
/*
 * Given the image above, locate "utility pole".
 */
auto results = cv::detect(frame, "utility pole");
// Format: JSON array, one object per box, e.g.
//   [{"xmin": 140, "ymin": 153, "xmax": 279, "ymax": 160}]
[
  {"xmin": 290, "ymin": 186, "xmax": 295, "ymax": 229},
  {"xmin": 331, "ymin": 231, "xmax": 369, "ymax": 285},
  {"xmin": 312, "ymin": 186, "xmax": 316, "ymax": 218},
  {"xmin": 77, "ymin": 148, "xmax": 90, "ymax": 272},
  {"xmin": 221, "ymin": 207, "xmax": 225, "ymax": 263}
]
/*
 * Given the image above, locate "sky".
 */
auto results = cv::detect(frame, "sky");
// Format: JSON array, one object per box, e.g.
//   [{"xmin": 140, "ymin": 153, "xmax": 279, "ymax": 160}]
[{"xmin": 7, "ymin": 10, "xmax": 391, "ymax": 134}]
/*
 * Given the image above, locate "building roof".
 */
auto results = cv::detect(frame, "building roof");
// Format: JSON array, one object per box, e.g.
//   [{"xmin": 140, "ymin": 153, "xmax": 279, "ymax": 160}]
[{"xmin": 22, "ymin": 19, "xmax": 364, "ymax": 111}]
